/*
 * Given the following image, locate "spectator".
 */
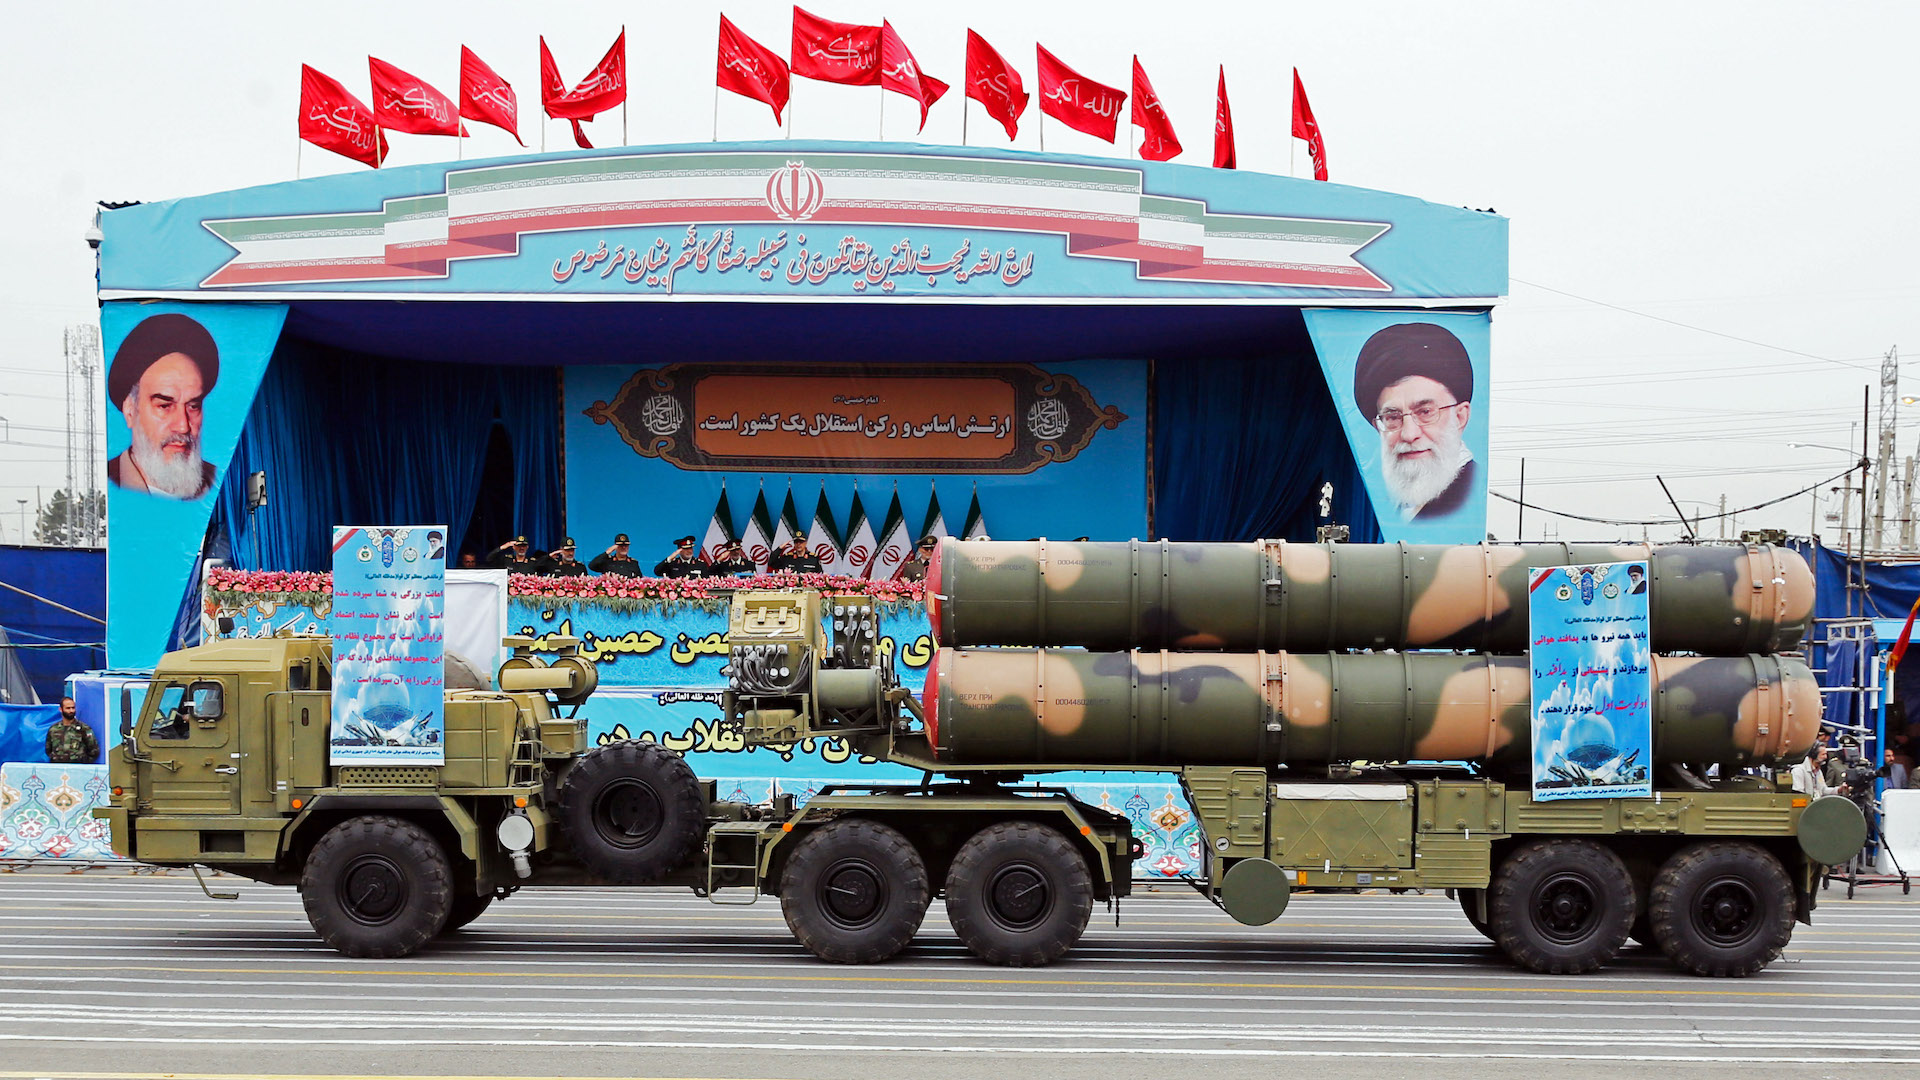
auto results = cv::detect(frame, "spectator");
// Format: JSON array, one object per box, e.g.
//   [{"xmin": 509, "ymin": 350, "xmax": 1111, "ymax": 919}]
[
  {"xmin": 589, "ymin": 533, "xmax": 642, "ymax": 577},
  {"xmin": 1884, "ymin": 748, "xmax": 1909, "ymax": 794},
  {"xmin": 488, "ymin": 535, "xmax": 550, "ymax": 574},
  {"xmin": 653, "ymin": 536, "xmax": 704, "ymax": 578},
  {"xmin": 545, "ymin": 538, "xmax": 590, "ymax": 577},
  {"xmin": 458, "ymin": 552, "xmax": 478, "ymax": 569},
  {"xmin": 45, "ymin": 697, "xmax": 99, "ymax": 765}
]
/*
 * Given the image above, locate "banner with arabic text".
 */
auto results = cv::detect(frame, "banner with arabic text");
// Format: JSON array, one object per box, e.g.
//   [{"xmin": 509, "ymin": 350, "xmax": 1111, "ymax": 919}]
[
  {"xmin": 330, "ymin": 526, "xmax": 448, "ymax": 764},
  {"xmin": 1528, "ymin": 561, "xmax": 1653, "ymax": 801}
]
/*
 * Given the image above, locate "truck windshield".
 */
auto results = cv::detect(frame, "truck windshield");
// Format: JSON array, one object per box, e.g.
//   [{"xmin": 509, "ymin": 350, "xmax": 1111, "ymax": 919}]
[{"xmin": 149, "ymin": 685, "xmax": 189, "ymax": 740}]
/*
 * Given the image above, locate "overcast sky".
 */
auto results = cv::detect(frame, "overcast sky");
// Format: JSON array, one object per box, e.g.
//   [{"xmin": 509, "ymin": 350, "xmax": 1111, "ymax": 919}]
[{"xmin": 2, "ymin": 0, "xmax": 1913, "ymax": 546}]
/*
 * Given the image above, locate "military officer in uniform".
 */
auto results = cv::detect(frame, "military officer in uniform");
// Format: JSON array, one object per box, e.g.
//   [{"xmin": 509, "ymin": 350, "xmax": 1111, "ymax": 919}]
[
  {"xmin": 898, "ymin": 535, "xmax": 939, "ymax": 582},
  {"xmin": 768, "ymin": 536, "xmax": 824, "ymax": 574},
  {"xmin": 589, "ymin": 533, "xmax": 642, "ymax": 577},
  {"xmin": 705, "ymin": 539, "xmax": 755, "ymax": 576},
  {"xmin": 653, "ymin": 536, "xmax": 705, "ymax": 578},
  {"xmin": 545, "ymin": 538, "xmax": 590, "ymax": 577},
  {"xmin": 488, "ymin": 535, "xmax": 550, "ymax": 574},
  {"xmin": 45, "ymin": 697, "xmax": 100, "ymax": 765}
]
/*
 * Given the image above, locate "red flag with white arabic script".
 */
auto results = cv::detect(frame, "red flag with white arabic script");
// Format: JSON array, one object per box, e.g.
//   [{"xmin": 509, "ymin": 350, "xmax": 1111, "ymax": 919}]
[
  {"xmin": 879, "ymin": 21, "xmax": 947, "ymax": 132},
  {"xmin": 460, "ymin": 46, "xmax": 522, "ymax": 145},
  {"xmin": 964, "ymin": 30, "xmax": 1027, "ymax": 140},
  {"xmin": 1129, "ymin": 57, "xmax": 1181, "ymax": 161},
  {"xmin": 369, "ymin": 57, "xmax": 463, "ymax": 137},
  {"xmin": 1292, "ymin": 67, "xmax": 1327, "ymax": 180},
  {"xmin": 542, "ymin": 31, "xmax": 626, "ymax": 148},
  {"xmin": 790, "ymin": 6, "xmax": 880, "ymax": 85},
  {"xmin": 1036, "ymin": 45, "xmax": 1124, "ymax": 143},
  {"xmin": 1213, "ymin": 66, "xmax": 1236, "ymax": 169},
  {"xmin": 717, "ymin": 15, "xmax": 790, "ymax": 123},
  {"xmin": 299, "ymin": 64, "xmax": 387, "ymax": 168}
]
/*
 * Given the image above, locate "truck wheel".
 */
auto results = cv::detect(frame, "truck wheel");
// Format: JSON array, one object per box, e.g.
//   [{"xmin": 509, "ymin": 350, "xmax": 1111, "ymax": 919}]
[
  {"xmin": 780, "ymin": 820, "xmax": 929, "ymax": 964},
  {"xmin": 301, "ymin": 816, "xmax": 452, "ymax": 958},
  {"xmin": 945, "ymin": 821, "xmax": 1093, "ymax": 967},
  {"xmin": 559, "ymin": 740, "xmax": 704, "ymax": 884},
  {"xmin": 1457, "ymin": 888, "xmax": 1493, "ymax": 941},
  {"xmin": 441, "ymin": 890, "xmax": 493, "ymax": 933},
  {"xmin": 1648, "ymin": 842, "xmax": 1794, "ymax": 977},
  {"xmin": 1488, "ymin": 839, "xmax": 1633, "ymax": 974}
]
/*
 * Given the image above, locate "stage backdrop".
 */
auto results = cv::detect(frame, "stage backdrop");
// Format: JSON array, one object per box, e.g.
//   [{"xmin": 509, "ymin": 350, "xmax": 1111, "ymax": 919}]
[{"xmin": 563, "ymin": 360, "xmax": 1147, "ymax": 562}]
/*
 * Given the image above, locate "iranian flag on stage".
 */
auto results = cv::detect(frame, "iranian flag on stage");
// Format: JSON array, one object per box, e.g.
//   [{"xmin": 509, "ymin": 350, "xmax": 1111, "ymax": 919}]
[
  {"xmin": 700, "ymin": 486, "xmax": 736, "ymax": 562},
  {"xmin": 920, "ymin": 486, "xmax": 948, "ymax": 542},
  {"xmin": 870, "ymin": 490, "xmax": 911, "ymax": 579},
  {"xmin": 837, "ymin": 490, "xmax": 877, "ymax": 577},
  {"xmin": 772, "ymin": 486, "xmax": 804, "ymax": 551},
  {"xmin": 961, "ymin": 489, "xmax": 989, "ymax": 541},
  {"xmin": 742, "ymin": 489, "xmax": 777, "ymax": 571},
  {"xmin": 806, "ymin": 488, "xmax": 844, "ymax": 570}
]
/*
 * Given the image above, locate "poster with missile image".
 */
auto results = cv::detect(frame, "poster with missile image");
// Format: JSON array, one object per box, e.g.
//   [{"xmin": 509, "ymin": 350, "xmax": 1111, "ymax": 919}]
[
  {"xmin": 330, "ymin": 525, "xmax": 447, "ymax": 765},
  {"xmin": 1527, "ymin": 561, "xmax": 1653, "ymax": 801}
]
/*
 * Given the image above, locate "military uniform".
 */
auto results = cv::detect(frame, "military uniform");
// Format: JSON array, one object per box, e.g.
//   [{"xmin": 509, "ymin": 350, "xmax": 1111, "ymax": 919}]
[
  {"xmin": 46, "ymin": 717, "xmax": 99, "ymax": 765},
  {"xmin": 544, "ymin": 538, "xmax": 591, "ymax": 577},
  {"xmin": 489, "ymin": 535, "xmax": 552, "ymax": 575},
  {"xmin": 654, "ymin": 537, "xmax": 705, "ymax": 578},
  {"xmin": 768, "ymin": 543, "xmax": 824, "ymax": 574},
  {"xmin": 590, "ymin": 533, "xmax": 643, "ymax": 577},
  {"xmin": 705, "ymin": 544, "xmax": 755, "ymax": 576}
]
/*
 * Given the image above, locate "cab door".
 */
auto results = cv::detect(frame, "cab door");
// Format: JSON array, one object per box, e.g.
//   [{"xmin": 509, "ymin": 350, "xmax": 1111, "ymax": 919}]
[{"xmin": 136, "ymin": 680, "xmax": 238, "ymax": 815}]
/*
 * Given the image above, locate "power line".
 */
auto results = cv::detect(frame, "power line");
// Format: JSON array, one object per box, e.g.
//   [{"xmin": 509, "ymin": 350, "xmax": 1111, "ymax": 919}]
[{"xmin": 1490, "ymin": 466, "xmax": 1855, "ymax": 527}]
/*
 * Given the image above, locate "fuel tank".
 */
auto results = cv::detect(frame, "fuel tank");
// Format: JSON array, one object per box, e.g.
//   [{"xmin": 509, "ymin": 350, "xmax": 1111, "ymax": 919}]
[
  {"xmin": 920, "ymin": 647, "xmax": 1818, "ymax": 774},
  {"xmin": 928, "ymin": 540, "xmax": 1813, "ymax": 655}
]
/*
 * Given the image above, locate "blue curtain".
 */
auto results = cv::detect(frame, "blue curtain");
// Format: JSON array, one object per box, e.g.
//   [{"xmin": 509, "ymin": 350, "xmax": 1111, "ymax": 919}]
[
  {"xmin": 216, "ymin": 341, "xmax": 559, "ymax": 571},
  {"xmin": 1152, "ymin": 353, "xmax": 1383, "ymax": 543}
]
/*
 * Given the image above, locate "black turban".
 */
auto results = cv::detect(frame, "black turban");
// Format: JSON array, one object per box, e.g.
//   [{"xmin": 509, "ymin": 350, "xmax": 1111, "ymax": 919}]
[
  {"xmin": 1352, "ymin": 322, "xmax": 1472, "ymax": 413},
  {"xmin": 108, "ymin": 314, "xmax": 219, "ymax": 405}
]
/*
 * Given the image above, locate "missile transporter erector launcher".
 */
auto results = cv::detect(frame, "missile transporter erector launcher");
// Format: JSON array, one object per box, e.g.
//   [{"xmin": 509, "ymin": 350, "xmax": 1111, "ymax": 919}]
[{"xmin": 719, "ymin": 539, "xmax": 1865, "ymax": 977}]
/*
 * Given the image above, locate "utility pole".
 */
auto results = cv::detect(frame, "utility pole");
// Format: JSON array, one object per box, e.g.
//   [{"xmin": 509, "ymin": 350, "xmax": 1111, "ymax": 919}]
[
  {"xmin": 1904, "ymin": 456, "xmax": 1917, "ymax": 551},
  {"xmin": 1873, "ymin": 346, "xmax": 1899, "ymax": 550},
  {"xmin": 1717, "ymin": 493, "xmax": 1727, "ymax": 540}
]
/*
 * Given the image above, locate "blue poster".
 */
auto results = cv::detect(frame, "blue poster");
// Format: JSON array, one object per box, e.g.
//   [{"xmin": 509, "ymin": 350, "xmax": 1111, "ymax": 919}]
[
  {"xmin": 330, "ymin": 526, "xmax": 448, "ymax": 764},
  {"xmin": 102, "ymin": 301, "xmax": 288, "ymax": 668},
  {"xmin": 1528, "ymin": 561, "xmax": 1654, "ymax": 801},
  {"xmin": 1302, "ymin": 308, "xmax": 1491, "ymax": 543}
]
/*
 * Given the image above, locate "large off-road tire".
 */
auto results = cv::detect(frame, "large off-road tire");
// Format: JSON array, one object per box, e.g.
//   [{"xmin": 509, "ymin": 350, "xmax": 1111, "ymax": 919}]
[
  {"xmin": 1488, "ymin": 839, "xmax": 1634, "ymax": 974},
  {"xmin": 301, "ymin": 815, "xmax": 453, "ymax": 958},
  {"xmin": 1649, "ymin": 842, "xmax": 1795, "ymax": 977},
  {"xmin": 441, "ymin": 890, "xmax": 494, "ymax": 933},
  {"xmin": 945, "ymin": 821, "xmax": 1093, "ymax": 967},
  {"xmin": 780, "ymin": 820, "xmax": 929, "ymax": 964},
  {"xmin": 559, "ymin": 740, "xmax": 704, "ymax": 884},
  {"xmin": 1457, "ymin": 888, "xmax": 1493, "ymax": 941}
]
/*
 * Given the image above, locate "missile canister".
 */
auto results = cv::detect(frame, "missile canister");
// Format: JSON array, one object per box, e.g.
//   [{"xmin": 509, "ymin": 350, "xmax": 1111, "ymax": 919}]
[
  {"xmin": 921, "ymin": 648, "xmax": 1818, "ymax": 773},
  {"xmin": 928, "ymin": 540, "xmax": 1814, "ymax": 656}
]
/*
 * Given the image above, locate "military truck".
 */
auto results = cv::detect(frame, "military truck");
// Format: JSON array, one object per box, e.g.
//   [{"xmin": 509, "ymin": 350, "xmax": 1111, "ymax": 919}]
[{"xmin": 102, "ymin": 539, "xmax": 1866, "ymax": 977}]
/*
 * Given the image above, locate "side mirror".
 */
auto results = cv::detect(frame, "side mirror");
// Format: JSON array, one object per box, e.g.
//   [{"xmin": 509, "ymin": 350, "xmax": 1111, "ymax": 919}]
[
  {"xmin": 119, "ymin": 687, "xmax": 134, "ymax": 740},
  {"xmin": 191, "ymin": 683, "xmax": 224, "ymax": 719}
]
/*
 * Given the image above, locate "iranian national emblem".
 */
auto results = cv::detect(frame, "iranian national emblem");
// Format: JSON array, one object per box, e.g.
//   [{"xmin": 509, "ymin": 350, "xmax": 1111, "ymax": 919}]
[{"xmin": 766, "ymin": 161, "xmax": 825, "ymax": 222}]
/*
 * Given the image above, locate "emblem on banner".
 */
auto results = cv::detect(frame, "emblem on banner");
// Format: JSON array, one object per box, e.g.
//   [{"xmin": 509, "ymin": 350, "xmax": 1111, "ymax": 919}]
[{"xmin": 765, "ymin": 161, "xmax": 825, "ymax": 222}]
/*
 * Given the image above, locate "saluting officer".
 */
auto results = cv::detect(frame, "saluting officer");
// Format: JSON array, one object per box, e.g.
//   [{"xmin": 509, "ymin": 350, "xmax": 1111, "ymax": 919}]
[
  {"xmin": 898, "ymin": 535, "xmax": 939, "ymax": 582},
  {"xmin": 488, "ymin": 535, "xmax": 550, "ymax": 574},
  {"xmin": 589, "ymin": 533, "xmax": 642, "ymax": 577},
  {"xmin": 706, "ymin": 538, "xmax": 755, "ymax": 576},
  {"xmin": 545, "ymin": 538, "xmax": 590, "ymax": 577},
  {"xmin": 653, "ymin": 536, "xmax": 704, "ymax": 578}
]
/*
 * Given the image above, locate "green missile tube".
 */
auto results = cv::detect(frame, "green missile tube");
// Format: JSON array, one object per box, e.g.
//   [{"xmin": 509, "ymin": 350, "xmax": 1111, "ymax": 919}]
[
  {"xmin": 921, "ymin": 648, "xmax": 1818, "ymax": 773},
  {"xmin": 928, "ymin": 540, "xmax": 1813, "ymax": 655}
]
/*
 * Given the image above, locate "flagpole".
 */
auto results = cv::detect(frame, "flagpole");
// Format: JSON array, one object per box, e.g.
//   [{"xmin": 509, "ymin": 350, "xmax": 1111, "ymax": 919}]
[
  {"xmin": 878, "ymin": 85, "xmax": 885, "ymax": 140},
  {"xmin": 621, "ymin": 25, "xmax": 629, "ymax": 145},
  {"xmin": 295, "ymin": 137, "xmax": 302, "ymax": 180}
]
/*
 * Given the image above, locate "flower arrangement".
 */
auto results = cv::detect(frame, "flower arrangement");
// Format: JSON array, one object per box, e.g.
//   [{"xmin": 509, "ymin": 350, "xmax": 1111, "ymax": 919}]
[{"xmin": 206, "ymin": 566, "xmax": 924, "ymax": 614}]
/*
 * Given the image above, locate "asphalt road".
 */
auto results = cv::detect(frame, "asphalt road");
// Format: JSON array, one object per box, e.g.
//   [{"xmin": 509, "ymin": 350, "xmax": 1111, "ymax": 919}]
[{"xmin": 0, "ymin": 866, "xmax": 1915, "ymax": 1080}]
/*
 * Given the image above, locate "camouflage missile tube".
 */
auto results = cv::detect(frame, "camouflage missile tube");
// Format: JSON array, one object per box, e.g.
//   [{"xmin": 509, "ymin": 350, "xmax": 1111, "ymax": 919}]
[
  {"xmin": 930, "ymin": 540, "xmax": 1814, "ymax": 655},
  {"xmin": 922, "ymin": 648, "xmax": 1819, "ymax": 775}
]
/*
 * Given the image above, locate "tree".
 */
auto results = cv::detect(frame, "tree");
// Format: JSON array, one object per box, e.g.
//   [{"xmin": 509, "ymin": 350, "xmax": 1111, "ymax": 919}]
[{"xmin": 34, "ymin": 488, "xmax": 105, "ymax": 547}]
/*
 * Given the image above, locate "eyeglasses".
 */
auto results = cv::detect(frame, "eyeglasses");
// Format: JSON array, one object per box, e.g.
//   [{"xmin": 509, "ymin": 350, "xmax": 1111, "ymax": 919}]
[{"xmin": 1374, "ymin": 400, "xmax": 1463, "ymax": 431}]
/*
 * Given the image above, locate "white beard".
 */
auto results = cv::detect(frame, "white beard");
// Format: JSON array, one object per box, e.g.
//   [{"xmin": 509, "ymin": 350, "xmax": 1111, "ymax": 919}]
[
  {"xmin": 1381, "ymin": 426, "xmax": 1468, "ymax": 515},
  {"xmin": 128, "ymin": 417, "xmax": 206, "ymax": 498}
]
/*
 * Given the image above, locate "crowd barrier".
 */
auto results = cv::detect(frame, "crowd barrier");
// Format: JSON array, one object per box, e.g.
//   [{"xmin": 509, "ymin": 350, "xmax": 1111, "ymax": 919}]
[{"xmin": 0, "ymin": 762, "xmax": 117, "ymax": 861}]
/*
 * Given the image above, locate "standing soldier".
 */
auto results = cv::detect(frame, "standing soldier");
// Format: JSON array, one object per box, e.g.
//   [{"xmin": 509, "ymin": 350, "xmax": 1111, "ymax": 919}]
[
  {"xmin": 706, "ymin": 539, "xmax": 755, "ymax": 576},
  {"xmin": 45, "ymin": 697, "xmax": 100, "ymax": 765},
  {"xmin": 488, "ymin": 535, "xmax": 550, "ymax": 574},
  {"xmin": 589, "ymin": 533, "xmax": 642, "ymax": 577},
  {"xmin": 653, "ymin": 536, "xmax": 705, "ymax": 578},
  {"xmin": 545, "ymin": 538, "xmax": 591, "ymax": 577},
  {"xmin": 898, "ymin": 535, "xmax": 939, "ymax": 582}
]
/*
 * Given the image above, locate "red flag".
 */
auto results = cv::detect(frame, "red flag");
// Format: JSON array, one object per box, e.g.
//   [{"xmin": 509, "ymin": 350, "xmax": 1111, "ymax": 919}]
[
  {"xmin": 879, "ymin": 21, "xmax": 947, "ymax": 132},
  {"xmin": 543, "ymin": 31, "xmax": 627, "ymax": 149},
  {"xmin": 964, "ymin": 31, "xmax": 1027, "ymax": 141},
  {"xmin": 790, "ymin": 6, "xmax": 880, "ymax": 85},
  {"xmin": 368, "ymin": 57, "xmax": 463, "ymax": 137},
  {"xmin": 1129, "ymin": 57, "xmax": 1180, "ymax": 162},
  {"xmin": 1890, "ymin": 594, "xmax": 1920, "ymax": 674},
  {"xmin": 717, "ymin": 15, "xmax": 791, "ymax": 123},
  {"xmin": 298, "ymin": 64, "xmax": 387, "ymax": 168},
  {"xmin": 1035, "ymin": 45, "xmax": 1125, "ymax": 143},
  {"xmin": 1213, "ymin": 65, "xmax": 1236, "ymax": 169},
  {"xmin": 460, "ymin": 46, "xmax": 522, "ymax": 146},
  {"xmin": 1292, "ymin": 67, "xmax": 1327, "ymax": 180}
]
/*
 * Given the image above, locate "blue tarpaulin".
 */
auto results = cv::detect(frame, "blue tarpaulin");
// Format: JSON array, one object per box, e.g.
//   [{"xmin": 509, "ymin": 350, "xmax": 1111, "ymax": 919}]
[{"xmin": 0, "ymin": 545, "xmax": 105, "ymax": 705}]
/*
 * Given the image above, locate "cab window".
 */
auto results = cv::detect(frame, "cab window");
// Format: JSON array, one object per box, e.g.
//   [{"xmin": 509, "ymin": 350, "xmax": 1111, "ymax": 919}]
[{"xmin": 149, "ymin": 685, "xmax": 189, "ymax": 740}]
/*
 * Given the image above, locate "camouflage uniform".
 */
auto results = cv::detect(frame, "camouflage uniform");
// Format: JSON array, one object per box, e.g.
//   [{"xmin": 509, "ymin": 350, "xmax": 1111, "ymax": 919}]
[{"xmin": 46, "ymin": 718, "xmax": 99, "ymax": 764}]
